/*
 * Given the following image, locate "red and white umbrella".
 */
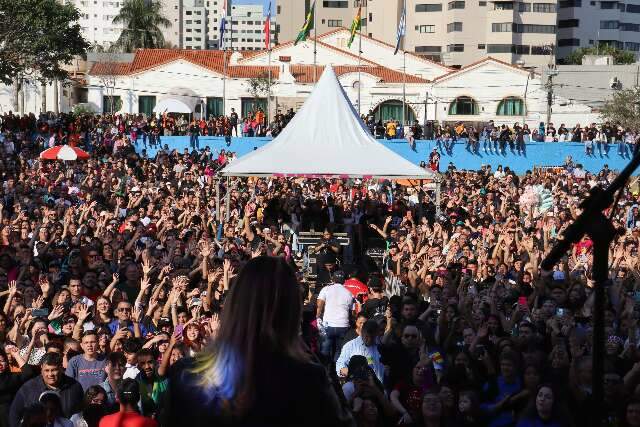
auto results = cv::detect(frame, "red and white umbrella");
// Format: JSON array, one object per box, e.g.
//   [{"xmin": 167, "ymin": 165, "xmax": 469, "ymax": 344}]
[{"xmin": 40, "ymin": 145, "xmax": 90, "ymax": 161}]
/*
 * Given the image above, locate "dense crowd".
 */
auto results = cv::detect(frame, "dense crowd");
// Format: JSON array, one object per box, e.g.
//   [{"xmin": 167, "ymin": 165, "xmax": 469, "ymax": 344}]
[
  {"xmin": 0, "ymin": 111, "xmax": 640, "ymax": 427},
  {"xmin": 362, "ymin": 114, "xmax": 640, "ymax": 160}
]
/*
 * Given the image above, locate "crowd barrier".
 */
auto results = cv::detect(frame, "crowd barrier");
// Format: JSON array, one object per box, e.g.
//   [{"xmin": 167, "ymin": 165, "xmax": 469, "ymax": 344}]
[{"xmin": 137, "ymin": 136, "xmax": 635, "ymax": 175}]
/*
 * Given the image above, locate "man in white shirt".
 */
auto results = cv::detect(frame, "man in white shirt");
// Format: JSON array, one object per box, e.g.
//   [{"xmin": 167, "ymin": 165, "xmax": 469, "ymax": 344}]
[{"xmin": 316, "ymin": 270, "xmax": 354, "ymax": 361}]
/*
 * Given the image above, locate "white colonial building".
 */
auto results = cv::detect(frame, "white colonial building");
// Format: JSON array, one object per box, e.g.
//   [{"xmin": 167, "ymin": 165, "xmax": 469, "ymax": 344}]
[{"xmin": 0, "ymin": 29, "xmax": 596, "ymax": 127}]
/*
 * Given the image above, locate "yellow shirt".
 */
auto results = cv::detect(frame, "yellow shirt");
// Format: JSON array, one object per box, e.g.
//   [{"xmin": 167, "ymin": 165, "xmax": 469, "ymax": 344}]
[{"xmin": 386, "ymin": 122, "xmax": 397, "ymax": 137}]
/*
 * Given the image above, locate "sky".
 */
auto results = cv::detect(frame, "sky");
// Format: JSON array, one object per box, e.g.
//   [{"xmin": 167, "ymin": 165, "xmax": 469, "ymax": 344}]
[{"xmin": 232, "ymin": 0, "xmax": 272, "ymax": 15}]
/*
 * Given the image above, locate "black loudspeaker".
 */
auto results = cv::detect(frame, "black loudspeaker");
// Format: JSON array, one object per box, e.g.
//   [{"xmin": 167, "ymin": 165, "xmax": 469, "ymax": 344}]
[{"xmin": 425, "ymin": 121, "xmax": 435, "ymax": 140}]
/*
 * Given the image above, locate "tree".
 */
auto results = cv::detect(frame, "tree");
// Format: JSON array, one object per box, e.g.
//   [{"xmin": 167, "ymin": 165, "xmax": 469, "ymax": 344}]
[
  {"xmin": 247, "ymin": 74, "xmax": 277, "ymax": 114},
  {"xmin": 0, "ymin": 0, "xmax": 89, "ymax": 109},
  {"xmin": 600, "ymin": 87, "xmax": 640, "ymax": 132},
  {"xmin": 112, "ymin": 0, "xmax": 171, "ymax": 53},
  {"xmin": 97, "ymin": 53, "xmax": 123, "ymax": 114},
  {"xmin": 562, "ymin": 45, "xmax": 636, "ymax": 65}
]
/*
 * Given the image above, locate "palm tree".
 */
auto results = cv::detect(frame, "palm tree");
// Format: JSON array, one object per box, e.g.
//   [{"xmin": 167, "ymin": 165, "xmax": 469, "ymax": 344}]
[{"xmin": 112, "ymin": 0, "xmax": 171, "ymax": 52}]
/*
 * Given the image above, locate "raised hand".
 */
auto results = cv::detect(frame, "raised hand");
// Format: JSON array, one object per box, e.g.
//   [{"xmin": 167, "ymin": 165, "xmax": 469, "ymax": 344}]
[
  {"xmin": 132, "ymin": 305, "xmax": 143, "ymax": 323},
  {"xmin": 39, "ymin": 276, "xmax": 51, "ymax": 297},
  {"xmin": 141, "ymin": 258, "xmax": 152, "ymax": 277},
  {"xmin": 140, "ymin": 276, "xmax": 152, "ymax": 293},
  {"xmin": 209, "ymin": 313, "xmax": 220, "ymax": 338},
  {"xmin": 77, "ymin": 304, "xmax": 90, "ymax": 322},
  {"xmin": 8, "ymin": 281, "xmax": 17, "ymax": 297},
  {"xmin": 32, "ymin": 295, "xmax": 45, "ymax": 310},
  {"xmin": 199, "ymin": 240, "xmax": 212, "ymax": 258},
  {"xmin": 48, "ymin": 305, "xmax": 65, "ymax": 321}
]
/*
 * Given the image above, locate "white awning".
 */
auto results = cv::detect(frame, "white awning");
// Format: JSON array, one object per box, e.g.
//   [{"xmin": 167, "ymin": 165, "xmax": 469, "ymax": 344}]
[{"xmin": 153, "ymin": 98, "xmax": 192, "ymax": 114}]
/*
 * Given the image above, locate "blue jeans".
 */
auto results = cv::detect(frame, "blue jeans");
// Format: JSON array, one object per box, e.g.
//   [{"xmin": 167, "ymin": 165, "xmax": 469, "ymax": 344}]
[
  {"xmin": 190, "ymin": 133, "xmax": 199, "ymax": 149},
  {"xmin": 597, "ymin": 140, "xmax": 609, "ymax": 155},
  {"xmin": 320, "ymin": 326, "xmax": 348, "ymax": 362}
]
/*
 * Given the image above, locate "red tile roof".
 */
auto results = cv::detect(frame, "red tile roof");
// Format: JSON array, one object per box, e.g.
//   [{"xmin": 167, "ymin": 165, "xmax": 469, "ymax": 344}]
[
  {"xmin": 290, "ymin": 65, "xmax": 429, "ymax": 84},
  {"xmin": 87, "ymin": 49, "xmax": 424, "ymax": 84},
  {"xmin": 89, "ymin": 49, "xmax": 280, "ymax": 79},
  {"xmin": 88, "ymin": 62, "xmax": 131, "ymax": 76}
]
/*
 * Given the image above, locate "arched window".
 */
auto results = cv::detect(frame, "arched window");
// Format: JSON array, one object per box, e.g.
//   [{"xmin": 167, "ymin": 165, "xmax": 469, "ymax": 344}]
[
  {"xmin": 496, "ymin": 97, "xmax": 525, "ymax": 116},
  {"xmin": 448, "ymin": 96, "xmax": 479, "ymax": 115},
  {"xmin": 372, "ymin": 100, "xmax": 416, "ymax": 123}
]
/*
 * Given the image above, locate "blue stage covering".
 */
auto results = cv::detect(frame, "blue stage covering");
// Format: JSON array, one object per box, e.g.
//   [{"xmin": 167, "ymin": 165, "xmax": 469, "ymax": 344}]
[{"xmin": 136, "ymin": 136, "xmax": 635, "ymax": 174}]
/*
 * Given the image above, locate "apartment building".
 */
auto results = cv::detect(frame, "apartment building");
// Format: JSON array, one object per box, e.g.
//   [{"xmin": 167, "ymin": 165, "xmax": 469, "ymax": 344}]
[
  {"xmin": 64, "ymin": 0, "xmax": 124, "ymax": 48},
  {"xmin": 276, "ymin": 0, "xmax": 557, "ymax": 67},
  {"xmin": 161, "ymin": 1, "xmax": 274, "ymax": 50},
  {"xmin": 557, "ymin": 0, "xmax": 640, "ymax": 60},
  {"xmin": 222, "ymin": 3, "xmax": 277, "ymax": 50}
]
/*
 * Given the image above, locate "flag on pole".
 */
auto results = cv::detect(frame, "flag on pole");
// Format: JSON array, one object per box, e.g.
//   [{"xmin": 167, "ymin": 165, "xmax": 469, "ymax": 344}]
[
  {"xmin": 394, "ymin": 0, "xmax": 406, "ymax": 55},
  {"xmin": 294, "ymin": 0, "xmax": 316, "ymax": 45},
  {"xmin": 264, "ymin": 1, "xmax": 272, "ymax": 50},
  {"xmin": 347, "ymin": 6, "xmax": 362, "ymax": 48},
  {"xmin": 219, "ymin": 0, "xmax": 227, "ymax": 49}
]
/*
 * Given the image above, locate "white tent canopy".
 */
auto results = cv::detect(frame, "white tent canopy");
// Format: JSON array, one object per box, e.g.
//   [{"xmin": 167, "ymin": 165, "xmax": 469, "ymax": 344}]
[
  {"xmin": 153, "ymin": 98, "xmax": 192, "ymax": 114},
  {"xmin": 221, "ymin": 66, "xmax": 435, "ymax": 180}
]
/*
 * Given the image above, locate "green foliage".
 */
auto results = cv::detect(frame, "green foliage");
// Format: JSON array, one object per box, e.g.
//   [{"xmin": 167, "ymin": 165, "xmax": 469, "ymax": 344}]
[
  {"xmin": 600, "ymin": 87, "xmax": 640, "ymax": 132},
  {"xmin": 247, "ymin": 75, "xmax": 276, "ymax": 100},
  {"xmin": 0, "ymin": 0, "xmax": 89, "ymax": 85},
  {"xmin": 562, "ymin": 46, "xmax": 636, "ymax": 65},
  {"xmin": 72, "ymin": 104, "xmax": 95, "ymax": 116},
  {"xmin": 112, "ymin": 0, "xmax": 171, "ymax": 52}
]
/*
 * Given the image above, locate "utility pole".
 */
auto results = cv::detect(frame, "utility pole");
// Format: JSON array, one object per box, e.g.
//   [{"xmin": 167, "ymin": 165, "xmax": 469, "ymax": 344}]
[{"xmin": 545, "ymin": 45, "xmax": 557, "ymax": 131}]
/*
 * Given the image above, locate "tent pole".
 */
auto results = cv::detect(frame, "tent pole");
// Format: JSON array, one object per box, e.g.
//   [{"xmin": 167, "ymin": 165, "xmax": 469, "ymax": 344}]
[
  {"xmin": 225, "ymin": 176, "xmax": 231, "ymax": 222},
  {"xmin": 313, "ymin": 1, "xmax": 317, "ymax": 83}
]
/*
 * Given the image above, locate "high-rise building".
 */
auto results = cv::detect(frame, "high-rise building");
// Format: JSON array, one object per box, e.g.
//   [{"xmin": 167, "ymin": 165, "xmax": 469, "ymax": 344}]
[
  {"xmin": 63, "ymin": 0, "xmax": 125, "ymax": 48},
  {"xmin": 557, "ymin": 0, "xmax": 640, "ymax": 60},
  {"xmin": 161, "ymin": 0, "xmax": 274, "ymax": 50},
  {"xmin": 222, "ymin": 3, "xmax": 277, "ymax": 50},
  {"xmin": 276, "ymin": 0, "xmax": 558, "ymax": 67}
]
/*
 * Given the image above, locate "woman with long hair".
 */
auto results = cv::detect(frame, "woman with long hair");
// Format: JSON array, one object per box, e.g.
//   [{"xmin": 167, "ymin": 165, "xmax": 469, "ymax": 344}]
[
  {"xmin": 516, "ymin": 384, "xmax": 570, "ymax": 427},
  {"xmin": 167, "ymin": 256, "xmax": 354, "ymax": 426}
]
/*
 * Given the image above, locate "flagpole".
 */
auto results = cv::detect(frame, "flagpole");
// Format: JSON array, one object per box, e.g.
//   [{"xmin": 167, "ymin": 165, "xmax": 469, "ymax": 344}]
[
  {"xmin": 268, "ymin": 48, "xmax": 272, "ymax": 124},
  {"xmin": 357, "ymin": 13, "xmax": 362, "ymax": 116},
  {"xmin": 402, "ymin": 50, "xmax": 406, "ymax": 127},
  {"xmin": 313, "ymin": 1, "xmax": 317, "ymax": 83},
  {"xmin": 266, "ymin": 2, "xmax": 272, "ymax": 125},
  {"xmin": 223, "ymin": 48, "xmax": 227, "ymax": 116}
]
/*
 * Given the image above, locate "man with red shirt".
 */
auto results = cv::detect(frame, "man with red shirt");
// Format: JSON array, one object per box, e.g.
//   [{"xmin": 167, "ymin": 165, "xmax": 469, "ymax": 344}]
[
  {"xmin": 344, "ymin": 271, "xmax": 369, "ymax": 313},
  {"xmin": 99, "ymin": 379, "xmax": 157, "ymax": 427}
]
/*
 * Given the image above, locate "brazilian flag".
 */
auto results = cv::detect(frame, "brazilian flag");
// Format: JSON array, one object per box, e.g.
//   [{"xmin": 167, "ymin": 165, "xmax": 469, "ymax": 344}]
[
  {"xmin": 294, "ymin": 1, "xmax": 316, "ymax": 45},
  {"xmin": 347, "ymin": 7, "xmax": 362, "ymax": 48}
]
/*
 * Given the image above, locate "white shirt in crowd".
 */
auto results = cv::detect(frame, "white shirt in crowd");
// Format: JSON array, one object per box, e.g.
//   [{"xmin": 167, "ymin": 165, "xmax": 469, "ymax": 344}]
[
  {"xmin": 123, "ymin": 363, "xmax": 140, "ymax": 379},
  {"xmin": 318, "ymin": 283, "xmax": 353, "ymax": 328}
]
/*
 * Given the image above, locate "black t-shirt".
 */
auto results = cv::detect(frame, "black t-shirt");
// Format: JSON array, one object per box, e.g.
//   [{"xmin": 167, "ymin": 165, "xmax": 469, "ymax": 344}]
[
  {"xmin": 230, "ymin": 112, "xmax": 238, "ymax": 125},
  {"xmin": 361, "ymin": 297, "xmax": 389, "ymax": 319}
]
